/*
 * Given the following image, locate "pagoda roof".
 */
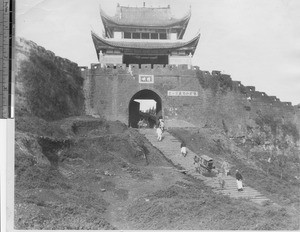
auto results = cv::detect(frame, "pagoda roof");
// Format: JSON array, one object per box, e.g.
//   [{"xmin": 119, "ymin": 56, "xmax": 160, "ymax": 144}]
[
  {"xmin": 91, "ymin": 31, "xmax": 200, "ymax": 56},
  {"xmin": 100, "ymin": 5, "xmax": 191, "ymax": 28}
]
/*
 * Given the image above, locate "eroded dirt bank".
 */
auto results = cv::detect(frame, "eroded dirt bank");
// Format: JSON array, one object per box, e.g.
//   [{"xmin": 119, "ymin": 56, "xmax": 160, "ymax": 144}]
[{"xmin": 15, "ymin": 116, "xmax": 299, "ymax": 230}]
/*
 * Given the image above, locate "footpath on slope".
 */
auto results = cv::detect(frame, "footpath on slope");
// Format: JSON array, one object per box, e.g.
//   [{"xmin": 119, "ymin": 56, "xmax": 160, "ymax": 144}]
[{"xmin": 139, "ymin": 128, "xmax": 274, "ymax": 205}]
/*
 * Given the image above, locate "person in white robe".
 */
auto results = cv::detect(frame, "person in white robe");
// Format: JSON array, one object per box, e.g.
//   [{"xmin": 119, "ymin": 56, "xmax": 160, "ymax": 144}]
[
  {"xmin": 180, "ymin": 142, "xmax": 187, "ymax": 157},
  {"xmin": 235, "ymin": 169, "xmax": 244, "ymax": 191},
  {"xmin": 156, "ymin": 127, "xmax": 162, "ymax": 141}
]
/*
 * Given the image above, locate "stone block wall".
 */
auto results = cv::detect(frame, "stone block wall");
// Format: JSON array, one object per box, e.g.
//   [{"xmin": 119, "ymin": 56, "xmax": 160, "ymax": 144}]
[{"xmin": 82, "ymin": 64, "xmax": 299, "ymax": 136}]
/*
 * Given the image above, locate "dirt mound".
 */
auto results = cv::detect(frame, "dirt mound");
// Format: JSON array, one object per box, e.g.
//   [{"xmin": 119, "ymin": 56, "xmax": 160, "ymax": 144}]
[{"xmin": 15, "ymin": 115, "xmax": 168, "ymax": 229}]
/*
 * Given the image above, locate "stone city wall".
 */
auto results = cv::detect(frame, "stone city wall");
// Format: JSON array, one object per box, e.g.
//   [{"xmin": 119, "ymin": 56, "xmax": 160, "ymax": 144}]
[{"xmin": 81, "ymin": 63, "xmax": 299, "ymax": 136}]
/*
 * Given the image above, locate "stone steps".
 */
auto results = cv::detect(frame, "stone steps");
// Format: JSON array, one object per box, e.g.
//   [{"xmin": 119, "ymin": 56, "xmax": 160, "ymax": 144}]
[{"xmin": 140, "ymin": 129, "xmax": 273, "ymax": 205}]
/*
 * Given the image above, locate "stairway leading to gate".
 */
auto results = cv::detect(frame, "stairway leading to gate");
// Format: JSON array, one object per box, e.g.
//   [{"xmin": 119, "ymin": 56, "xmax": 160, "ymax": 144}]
[{"xmin": 139, "ymin": 128, "xmax": 273, "ymax": 205}]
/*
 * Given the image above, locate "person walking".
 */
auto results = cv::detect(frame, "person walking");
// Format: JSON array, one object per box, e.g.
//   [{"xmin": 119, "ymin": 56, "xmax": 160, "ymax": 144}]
[
  {"xmin": 235, "ymin": 169, "xmax": 243, "ymax": 191},
  {"xmin": 156, "ymin": 126, "xmax": 162, "ymax": 141},
  {"xmin": 221, "ymin": 160, "xmax": 230, "ymax": 176},
  {"xmin": 217, "ymin": 171, "xmax": 225, "ymax": 189},
  {"xmin": 180, "ymin": 142, "xmax": 187, "ymax": 157},
  {"xmin": 138, "ymin": 118, "xmax": 143, "ymax": 129},
  {"xmin": 158, "ymin": 118, "xmax": 165, "ymax": 132}
]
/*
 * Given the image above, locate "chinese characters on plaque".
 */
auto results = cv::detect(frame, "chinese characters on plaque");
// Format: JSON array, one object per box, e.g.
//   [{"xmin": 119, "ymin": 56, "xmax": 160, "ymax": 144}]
[
  {"xmin": 167, "ymin": 91, "xmax": 198, "ymax": 96},
  {"xmin": 139, "ymin": 75, "xmax": 154, "ymax": 83}
]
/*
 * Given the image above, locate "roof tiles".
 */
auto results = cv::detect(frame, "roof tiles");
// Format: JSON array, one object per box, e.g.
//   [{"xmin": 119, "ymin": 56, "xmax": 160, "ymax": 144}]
[{"xmin": 100, "ymin": 5, "xmax": 191, "ymax": 27}]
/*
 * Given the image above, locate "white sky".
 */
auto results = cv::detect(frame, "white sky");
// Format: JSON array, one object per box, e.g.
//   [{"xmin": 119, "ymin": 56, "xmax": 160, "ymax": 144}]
[{"xmin": 16, "ymin": 0, "xmax": 300, "ymax": 105}]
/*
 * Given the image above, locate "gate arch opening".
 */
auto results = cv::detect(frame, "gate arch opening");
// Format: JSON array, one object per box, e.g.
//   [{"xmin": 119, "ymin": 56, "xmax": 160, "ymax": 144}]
[{"xmin": 128, "ymin": 89, "xmax": 162, "ymax": 128}]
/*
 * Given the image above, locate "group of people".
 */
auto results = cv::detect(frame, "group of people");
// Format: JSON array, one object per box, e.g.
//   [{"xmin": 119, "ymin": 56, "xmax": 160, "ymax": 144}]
[
  {"xmin": 153, "ymin": 117, "xmax": 244, "ymax": 192},
  {"xmin": 137, "ymin": 118, "xmax": 148, "ymax": 128},
  {"xmin": 218, "ymin": 160, "xmax": 244, "ymax": 191}
]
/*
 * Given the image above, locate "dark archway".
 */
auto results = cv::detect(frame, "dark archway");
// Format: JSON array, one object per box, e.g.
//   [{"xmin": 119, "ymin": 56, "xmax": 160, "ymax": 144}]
[{"xmin": 128, "ymin": 89, "xmax": 162, "ymax": 128}]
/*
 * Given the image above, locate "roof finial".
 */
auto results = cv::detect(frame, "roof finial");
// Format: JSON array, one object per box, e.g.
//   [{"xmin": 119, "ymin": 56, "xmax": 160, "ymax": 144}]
[{"xmin": 143, "ymin": 2, "xmax": 145, "ymax": 7}]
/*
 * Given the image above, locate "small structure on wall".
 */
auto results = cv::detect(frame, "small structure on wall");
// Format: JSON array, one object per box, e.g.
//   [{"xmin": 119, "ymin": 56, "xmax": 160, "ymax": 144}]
[{"xmin": 91, "ymin": 3, "xmax": 200, "ymax": 68}]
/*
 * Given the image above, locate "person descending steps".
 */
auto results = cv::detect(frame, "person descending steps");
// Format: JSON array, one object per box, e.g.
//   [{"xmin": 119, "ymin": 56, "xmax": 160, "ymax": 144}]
[
  {"xmin": 235, "ymin": 169, "xmax": 244, "ymax": 191},
  {"xmin": 180, "ymin": 141, "xmax": 187, "ymax": 157},
  {"xmin": 156, "ymin": 126, "xmax": 162, "ymax": 141},
  {"xmin": 139, "ymin": 128, "xmax": 274, "ymax": 205},
  {"xmin": 217, "ymin": 170, "xmax": 225, "ymax": 189},
  {"xmin": 158, "ymin": 118, "xmax": 165, "ymax": 132}
]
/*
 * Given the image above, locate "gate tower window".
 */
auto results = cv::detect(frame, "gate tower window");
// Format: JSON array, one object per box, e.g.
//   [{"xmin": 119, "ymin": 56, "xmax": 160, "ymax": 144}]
[
  {"xmin": 159, "ymin": 33, "xmax": 167, "ymax": 39},
  {"xmin": 151, "ymin": 33, "xmax": 158, "ymax": 39},
  {"xmin": 132, "ymin": 33, "xmax": 140, "ymax": 39},
  {"xmin": 124, "ymin": 32, "xmax": 131, "ymax": 38},
  {"xmin": 142, "ymin": 33, "xmax": 150, "ymax": 39}
]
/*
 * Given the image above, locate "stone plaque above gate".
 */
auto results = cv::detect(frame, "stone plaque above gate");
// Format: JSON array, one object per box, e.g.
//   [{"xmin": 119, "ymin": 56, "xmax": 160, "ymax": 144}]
[
  {"xmin": 168, "ymin": 91, "xmax": 199, "ymax": 96},
  {"xmin": 139, "ymin": 75, "xmax": 154, "ymax": 84}
]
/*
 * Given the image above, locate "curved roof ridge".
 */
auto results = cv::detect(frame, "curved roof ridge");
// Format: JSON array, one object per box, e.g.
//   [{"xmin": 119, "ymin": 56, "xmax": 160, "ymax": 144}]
[
  {"xmin": 91, "ymin": 30, "xmax": 200, "ymax": 51},
  {"xmin": 99, "ymin": 4, "xmax": 191, "ymax": 28}
]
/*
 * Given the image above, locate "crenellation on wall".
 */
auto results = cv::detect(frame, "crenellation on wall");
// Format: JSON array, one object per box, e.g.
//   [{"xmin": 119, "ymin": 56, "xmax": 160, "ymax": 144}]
[
  {"xmin": 212, "ymin": 70, "xmax": 221, "ymax": 75},
  {"xmin": 153, "ymin": 64, "xmax": 164, "ymax": 69},
  {"xmin": 99, "ymin": 63, "xmax": 201, "ymax": 76},
  {"xmin": 116, "ymin": 64, "xmax": 126, "ymax": 69},
  {"xmin": 141, "ymin": 64, "xmax": 151, "ymax": 70},
  {"xmin": 269, "ymin": 96, "xmax": 280, "ymax": 102},
  {"xmin": 282, "ymin": 102, "xmax": 292, "ymax": 106},
  {"xmin": 203, "ymin": 71, "xmax": 211, "ymax": 75},
  {"xmin": 245, "ymin": 86, "xmax": 255, "ymax": 93},
  {"xmin": 165, "ymin": 64, "xmax": 177, "ymax": 69},
  {"xmin": 232, "ymin": 81, "xmax": 241, "ymax": 92},
  {"xmin": 91, "ymin": 63, "xmax": 100, "ymax": 70},
  {"xmin": 81, "ymin": 62, "xmax": 297, "ymax": 135},
  {"xmin": 79, "ymin": 66, "xmax": 88, "ymax": 71}
]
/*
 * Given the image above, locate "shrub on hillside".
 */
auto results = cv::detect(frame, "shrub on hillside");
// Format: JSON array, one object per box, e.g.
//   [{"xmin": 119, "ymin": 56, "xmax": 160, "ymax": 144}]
[
  {"xmin": 255, "ymin": 114, "xmax": 299, "ymax": 143},
  {"xmin": 17, "ymin": 49, "xmax": 84, "ymax": 121},
  {"xmin": 281, "ymin": 121, "xmax": 300, "ymax": 143},
  {"xmin": 196, "ymin": 70, "xmax": 233, "ymax": 94}
]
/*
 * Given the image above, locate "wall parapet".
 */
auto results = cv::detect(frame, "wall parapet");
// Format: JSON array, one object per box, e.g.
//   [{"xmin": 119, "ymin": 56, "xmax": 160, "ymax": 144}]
[
  {"xmin": 86, "ymin": 63, "xmax": 199, "ymax": 76},
  {"xmin": 82, "ymin": 62, "xmax": 295, "ymax": 108}
]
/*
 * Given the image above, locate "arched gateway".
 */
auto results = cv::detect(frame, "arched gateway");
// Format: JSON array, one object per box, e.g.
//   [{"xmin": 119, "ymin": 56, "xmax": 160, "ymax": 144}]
[
  {"xmin": 129, "ymin": 89, "xmax": 162, "ymax": 128},
  {"xmin": 81, "ymin": 3, "xmax": 201, "ymax": 127}
]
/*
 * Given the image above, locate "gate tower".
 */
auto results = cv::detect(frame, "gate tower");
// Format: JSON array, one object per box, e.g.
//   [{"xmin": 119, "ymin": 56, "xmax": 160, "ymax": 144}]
[
  {"xmin": 83, "ymin": 3, "xmax": 201, "ymax": 128},
  {"xmin": 81, "ymin": 3, "xmax": 297, "ymax": 132},
  {"xmin": 91, "ymin": 3, "xmax": 200, "ymax": 68}
]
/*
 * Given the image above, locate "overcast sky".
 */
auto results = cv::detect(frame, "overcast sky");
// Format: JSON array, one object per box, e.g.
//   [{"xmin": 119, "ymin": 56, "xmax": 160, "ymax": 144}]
[{"xmin": 16, "ymin": 0, "xmax": 300, "ymax": 105}]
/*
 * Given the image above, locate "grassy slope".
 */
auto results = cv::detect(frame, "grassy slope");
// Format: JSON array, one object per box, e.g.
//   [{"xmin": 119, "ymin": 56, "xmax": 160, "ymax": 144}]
[
  {"xmin": 169, "ymin": 128, "xmax": 300, "ymax": 221},
  {"xmin": 15, "ymin": 116, "xmax": 300, "ymax": 230},
  {"xmin": 128, "ymin": 179, "xmax": 297, "ymax": 230}
]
